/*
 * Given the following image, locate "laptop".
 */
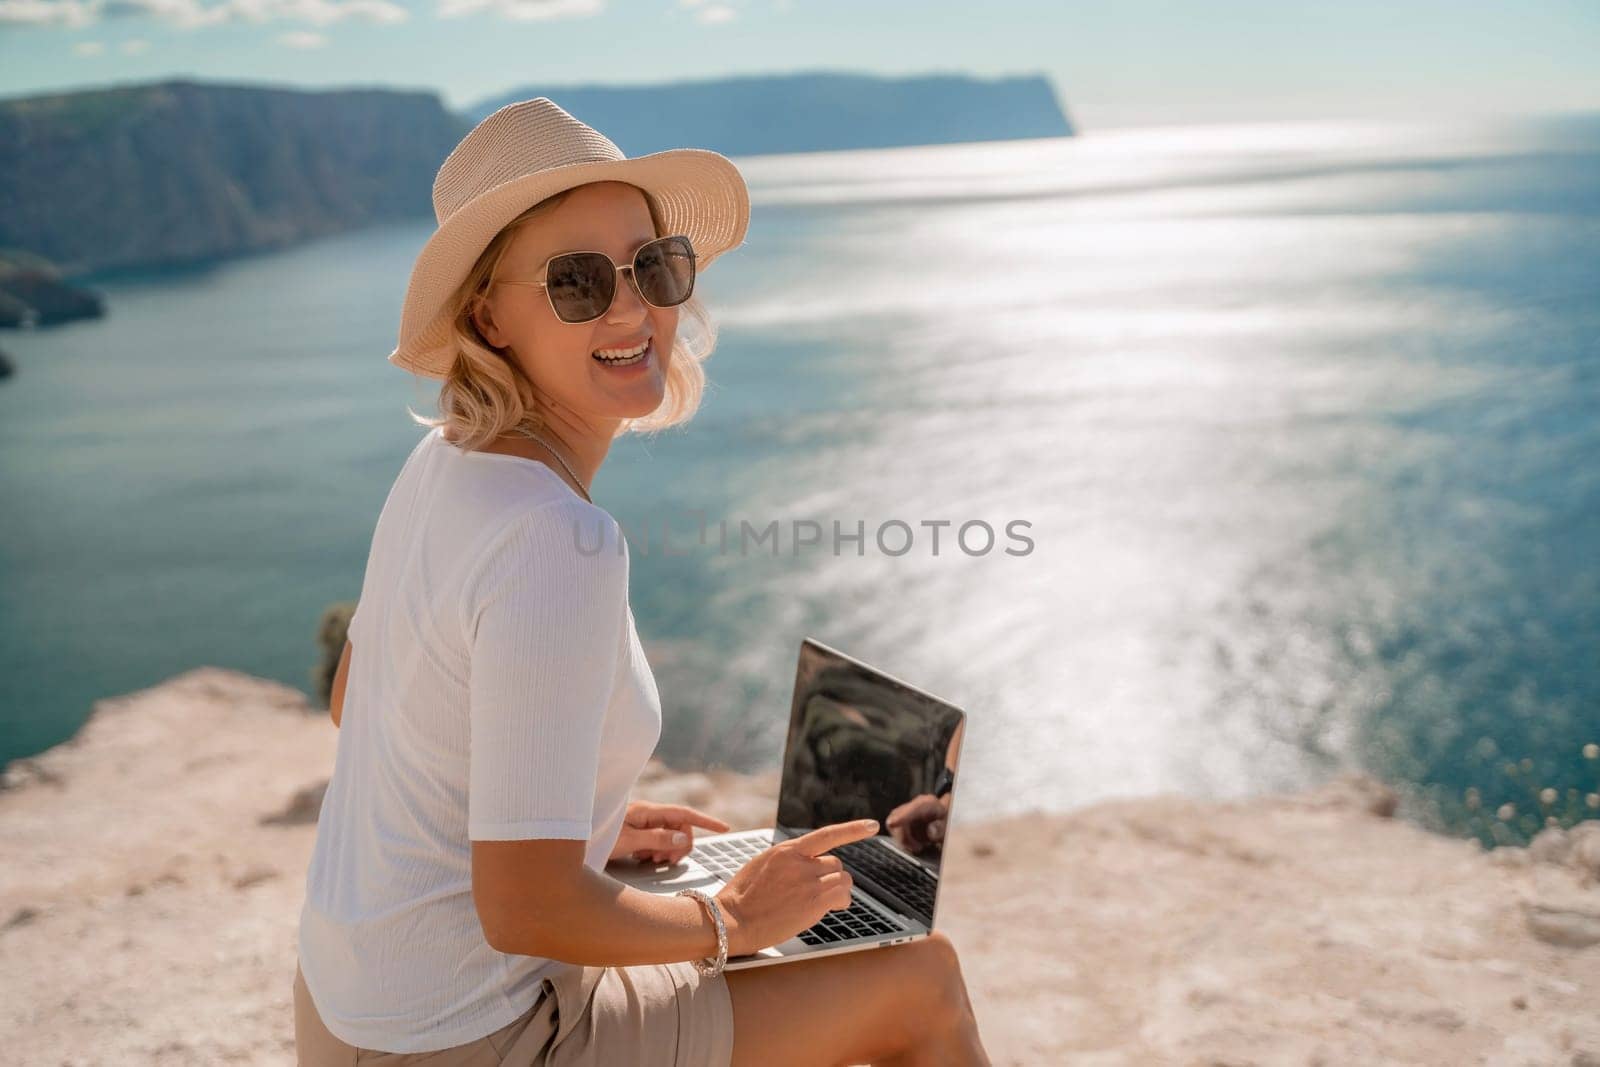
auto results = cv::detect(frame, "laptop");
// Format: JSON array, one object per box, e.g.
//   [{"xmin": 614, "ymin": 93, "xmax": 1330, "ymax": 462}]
[{"xmin": 606, "ymin": 637, "xmax": 965, "ymax": 970}]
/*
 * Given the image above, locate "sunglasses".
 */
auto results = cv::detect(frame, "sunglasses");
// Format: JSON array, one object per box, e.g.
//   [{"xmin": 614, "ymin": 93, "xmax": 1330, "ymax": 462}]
[{"xmin": 496, "ymin": 234, "xmax": 697, "ymax": 324}]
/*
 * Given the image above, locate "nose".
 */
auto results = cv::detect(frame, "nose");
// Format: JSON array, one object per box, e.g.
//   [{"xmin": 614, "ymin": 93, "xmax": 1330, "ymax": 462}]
[{"xmin": 607, "ymin": 266, "xmax": 650, "ymax": 323}]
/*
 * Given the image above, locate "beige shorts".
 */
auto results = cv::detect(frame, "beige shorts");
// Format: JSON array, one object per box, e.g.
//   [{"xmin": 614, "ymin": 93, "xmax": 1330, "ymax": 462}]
[{"xmin": 293, "ymin": 959, "xmax": 734, "ymax": 1066}]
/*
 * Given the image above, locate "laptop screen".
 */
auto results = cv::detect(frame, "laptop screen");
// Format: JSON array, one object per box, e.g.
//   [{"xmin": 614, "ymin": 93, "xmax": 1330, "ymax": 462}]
[{"xmin": 773, "ymin": 638, "xmax": 965, "ymax": 929}]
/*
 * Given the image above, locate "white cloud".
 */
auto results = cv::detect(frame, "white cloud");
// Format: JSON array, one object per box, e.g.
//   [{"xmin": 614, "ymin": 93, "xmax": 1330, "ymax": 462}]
[
  {"xmin": 71, "ymin": 37, "xmax": 105, "ymax": 51},
  {"xmin": 0, "ymin": 0, "xmax": 630, "ymax": 25},
  {"xmin": 1, "ymin": 0, "xmax": 96, "ymax": 26},
  {"xmin": 0, "ymin": 0, "xmax": 408, "ymax": 27},
  {"xmin": 277, "ymin": 26, "xmax": 324, "ymax": 44},
  {"xmin": 676, "ymin": 0, "xmax": 733, "ymax": 22},
  {"xmin": 230, "ymin": 0, "xmax": 408, "ymax": 26},
  {"xmin": 0, "ymin": 0, "xmax": 635, "ymax": 25},
  {"xmin": 436, "ymin": 0, "xmax": 600, "ymax": 19}
]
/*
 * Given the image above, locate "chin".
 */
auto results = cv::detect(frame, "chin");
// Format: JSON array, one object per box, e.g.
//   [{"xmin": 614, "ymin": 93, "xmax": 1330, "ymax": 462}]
[
  {"xmin": 619, "ymin": 394, "xmax": 667, "ymax": 420},
  {"xmin": 590, "ymin": 379, "xmax": 664, "ymax": 417}
]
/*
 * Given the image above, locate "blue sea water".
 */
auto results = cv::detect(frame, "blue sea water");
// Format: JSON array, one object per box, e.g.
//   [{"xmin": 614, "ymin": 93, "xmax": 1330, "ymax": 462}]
[{"xmin": 2, "ymin": 113, "xmax": 1597, "ymax": 842}]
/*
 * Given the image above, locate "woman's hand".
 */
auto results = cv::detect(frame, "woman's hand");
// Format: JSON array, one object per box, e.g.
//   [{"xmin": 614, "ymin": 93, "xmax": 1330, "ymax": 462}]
[
  {"xmin": 608, "ymin": 800, "xmax": 731, "ymax": 866},
  {"xmin": 885, "ymin": 793, "xmax": 949, "ymax": 855},
  {"xmin": 714, "ymin": 819, "xmax": 878, "ymax": 956}
]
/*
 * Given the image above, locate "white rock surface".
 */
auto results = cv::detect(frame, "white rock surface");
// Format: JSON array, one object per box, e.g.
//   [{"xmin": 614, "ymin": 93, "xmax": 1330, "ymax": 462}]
[{"xmin": 1, "ymin": 666, "xmax": 1598, "ymax": 1065}]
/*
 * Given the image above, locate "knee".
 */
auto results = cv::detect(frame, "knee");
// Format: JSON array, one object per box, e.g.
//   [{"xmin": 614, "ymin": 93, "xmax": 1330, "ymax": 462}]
[
  {"xmin": 923, "ymin": 930, "xmax": 961, "ymax": 971},
  {"xmin": 916, "ymin": 931, "xmax": 970, "ymax": 1016}
]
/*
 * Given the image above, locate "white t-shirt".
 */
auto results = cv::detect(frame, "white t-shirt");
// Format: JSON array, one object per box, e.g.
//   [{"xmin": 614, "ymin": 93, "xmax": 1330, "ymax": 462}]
[{"xmin": 297, "ymin": 425, "xmax": 663, "ymax": 1053}]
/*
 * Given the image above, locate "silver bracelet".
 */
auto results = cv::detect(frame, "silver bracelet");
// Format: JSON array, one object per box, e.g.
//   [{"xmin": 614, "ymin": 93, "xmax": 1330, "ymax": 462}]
[{"xmin": 676, "ymin": 888, "xmax": 728, "ymax": 978}]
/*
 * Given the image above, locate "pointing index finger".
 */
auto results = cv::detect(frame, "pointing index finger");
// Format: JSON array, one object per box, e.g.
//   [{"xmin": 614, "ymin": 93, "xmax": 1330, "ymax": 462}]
[
  {"xmin": 645, "ymin": 804, "xmax": 733, "ymax": 833},
  {"xmin": 792, "ymin": 819, "xmax": 880, "ymax": 857}
]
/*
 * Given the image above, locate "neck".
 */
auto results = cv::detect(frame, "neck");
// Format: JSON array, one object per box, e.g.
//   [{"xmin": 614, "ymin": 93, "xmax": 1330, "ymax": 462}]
[{"xmin": 506, "ymin": 411, "xmax": 617, "ymax": 492}]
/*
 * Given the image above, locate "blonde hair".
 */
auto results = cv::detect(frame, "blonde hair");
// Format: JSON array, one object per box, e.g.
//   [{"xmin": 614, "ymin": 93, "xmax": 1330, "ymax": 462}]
[{"xmin": 407, "ymin": 183, "xmax": 718, "ymax": 452}]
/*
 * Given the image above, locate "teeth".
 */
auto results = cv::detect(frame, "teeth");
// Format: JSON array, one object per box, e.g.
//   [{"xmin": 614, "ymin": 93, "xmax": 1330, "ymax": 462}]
[{"xmin": 593, "ymin": 339, "xmax": 650, "ymax": 361}]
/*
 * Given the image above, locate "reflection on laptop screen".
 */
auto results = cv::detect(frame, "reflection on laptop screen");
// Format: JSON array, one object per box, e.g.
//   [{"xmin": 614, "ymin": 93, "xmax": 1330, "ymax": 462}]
[{"xmin": 774, "ymin": 638, "xmax": 965, "ymax": 926}]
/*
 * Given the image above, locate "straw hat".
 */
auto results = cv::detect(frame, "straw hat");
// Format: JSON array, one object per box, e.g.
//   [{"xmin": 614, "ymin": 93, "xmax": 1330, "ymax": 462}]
[{"xmin": 388, "ymin": 96, "xmax": 751, "ymax": 379}]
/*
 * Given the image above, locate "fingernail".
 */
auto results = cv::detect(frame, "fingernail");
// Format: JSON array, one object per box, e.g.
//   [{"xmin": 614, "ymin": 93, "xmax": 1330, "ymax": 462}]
[{"xmin": 672, "ymin": 832, "xmax": 687, "ymax": 845}]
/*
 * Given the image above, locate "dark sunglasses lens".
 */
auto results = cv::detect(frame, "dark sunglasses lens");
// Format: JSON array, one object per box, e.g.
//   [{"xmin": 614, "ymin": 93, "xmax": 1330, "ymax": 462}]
[
  {"xmin": 633, "ymin": 236, "xmax": 696, "ymax": 308},
  {"xmin": 547, "ymin": 252, "xmax": 616, "ymax": 323}
]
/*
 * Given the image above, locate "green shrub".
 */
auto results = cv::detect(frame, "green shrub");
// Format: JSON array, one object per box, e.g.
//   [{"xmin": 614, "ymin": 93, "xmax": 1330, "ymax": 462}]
[{"xmin": 311, "ymin": 600, "xmax": 357, "ymax": 708}]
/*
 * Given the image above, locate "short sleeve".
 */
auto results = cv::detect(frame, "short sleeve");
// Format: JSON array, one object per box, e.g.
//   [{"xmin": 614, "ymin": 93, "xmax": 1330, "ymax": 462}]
[{"xmin": 462, "ymin": 501, "xmax": 630, "ymax": 841}]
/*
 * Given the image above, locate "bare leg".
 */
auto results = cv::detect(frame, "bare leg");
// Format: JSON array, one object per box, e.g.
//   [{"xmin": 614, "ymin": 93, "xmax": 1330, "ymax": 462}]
[{"xmin": 724, "ymin": 930, "xmax": 991, "ymax": 1067}]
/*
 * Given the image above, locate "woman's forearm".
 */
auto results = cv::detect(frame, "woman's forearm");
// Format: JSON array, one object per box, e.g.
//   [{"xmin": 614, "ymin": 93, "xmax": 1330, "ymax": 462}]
[{"xmin": 491, "ymin": 865, "xmax": 739, "ymax": 967}]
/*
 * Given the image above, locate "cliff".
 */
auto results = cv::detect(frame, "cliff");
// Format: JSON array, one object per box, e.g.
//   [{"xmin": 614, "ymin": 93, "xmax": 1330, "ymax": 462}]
[
  {"xmin": 0, "ymin": 70, "xmax": 1071, "ymax": 290},
  {"xmin": 469, "ymin": 70, "xmax": 1075, "ymax": 157},
  {"xmin": 1, "ymin": 667, "xmax": 1596, "ymax": 1064},
  {"xmin": 0, "ymin": 79, "xmax": 470, "ymax": 278}
]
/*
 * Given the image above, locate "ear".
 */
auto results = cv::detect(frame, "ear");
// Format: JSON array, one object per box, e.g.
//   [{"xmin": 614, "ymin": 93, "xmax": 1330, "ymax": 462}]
[{"xmin": 470, "ymin": 294, "xmax": 505, "ymax": 349}]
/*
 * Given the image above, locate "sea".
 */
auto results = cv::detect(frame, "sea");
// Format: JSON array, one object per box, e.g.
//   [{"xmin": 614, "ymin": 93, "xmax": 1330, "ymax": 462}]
[{"xmin": 2, "ymin": 113, "xmax": 1597, "ymax": 846}]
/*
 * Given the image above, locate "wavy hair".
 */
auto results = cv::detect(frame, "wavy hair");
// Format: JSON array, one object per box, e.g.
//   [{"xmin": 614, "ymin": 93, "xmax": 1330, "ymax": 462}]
[{"xmin": 407, "ymin": 183, "xmax": 718, "ymax": 452}]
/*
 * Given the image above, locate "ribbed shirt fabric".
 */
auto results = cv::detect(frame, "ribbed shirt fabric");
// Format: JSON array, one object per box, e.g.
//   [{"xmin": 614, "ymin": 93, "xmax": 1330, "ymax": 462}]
[{"xmin": 297, "ymin": 426, "xmax": 663, "ymax": 1054}]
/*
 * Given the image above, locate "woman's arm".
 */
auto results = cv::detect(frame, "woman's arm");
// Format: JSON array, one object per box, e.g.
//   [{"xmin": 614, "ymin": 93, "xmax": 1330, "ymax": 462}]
[
  {"xmin": 330, "ymin": 639, "xmax": 352, "ymax": 728},
  {"xmin": 471, "ymin": 838, "xmax": 743, "ymax": 964},
  {"xmin": 464, "ymin": 509, "xmax": 734, "ymax": 965}
]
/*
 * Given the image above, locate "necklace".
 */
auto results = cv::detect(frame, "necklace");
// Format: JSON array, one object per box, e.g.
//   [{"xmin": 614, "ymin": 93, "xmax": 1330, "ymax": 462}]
[{"xmin": 509, "ymin": 425, "xmax": 592, "ymax": 503}]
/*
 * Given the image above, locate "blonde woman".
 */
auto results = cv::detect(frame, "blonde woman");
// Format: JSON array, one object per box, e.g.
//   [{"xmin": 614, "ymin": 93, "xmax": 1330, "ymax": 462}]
[{"xmin": 293, "ymin": 99, "xmax": 991, "ymax": 1066}]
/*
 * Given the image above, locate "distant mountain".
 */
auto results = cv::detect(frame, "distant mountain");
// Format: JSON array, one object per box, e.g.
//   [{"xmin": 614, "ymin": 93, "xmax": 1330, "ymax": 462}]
[
  {"xmin": 467, "ymin": 71, "xmax": 1074, "ymax": 157},
  {"xmin": 0, "ymin": 70, "xmax": 1073, "ymax": 299},
  {"xmin": 0, "ymin": 79, "xmax": 470, "ymax": 279}
]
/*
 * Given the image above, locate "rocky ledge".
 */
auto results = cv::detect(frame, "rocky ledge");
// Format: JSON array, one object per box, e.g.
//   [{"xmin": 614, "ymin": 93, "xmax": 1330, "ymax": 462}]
[{"xmin": 1, "ymin": 667, "xmax": 1596, "ymax": 1065}]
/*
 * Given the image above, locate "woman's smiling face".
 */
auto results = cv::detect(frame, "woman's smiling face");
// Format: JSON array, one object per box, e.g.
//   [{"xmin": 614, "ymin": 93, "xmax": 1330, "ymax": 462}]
[{"xmin": 471, "ymin": 181, "xmax": 677, "ymax": 426}]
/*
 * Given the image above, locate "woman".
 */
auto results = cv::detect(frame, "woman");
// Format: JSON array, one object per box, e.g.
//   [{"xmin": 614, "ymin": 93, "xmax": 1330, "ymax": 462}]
[{"xmin": 293, "ymin": 98, "xmax": 991, "ymax": 1066}]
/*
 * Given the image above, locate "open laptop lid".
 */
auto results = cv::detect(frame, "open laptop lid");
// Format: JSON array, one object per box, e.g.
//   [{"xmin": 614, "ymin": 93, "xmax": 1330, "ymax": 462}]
[{"xmin": 771, "ymin": 638, "xmax": 966, "ymax": 931}]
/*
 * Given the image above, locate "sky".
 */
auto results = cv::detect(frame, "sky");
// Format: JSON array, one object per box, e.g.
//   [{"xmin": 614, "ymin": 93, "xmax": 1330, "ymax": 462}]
[{"xmin": 0, "ymin": 0, "xmax": 1598, "ymax": 130}]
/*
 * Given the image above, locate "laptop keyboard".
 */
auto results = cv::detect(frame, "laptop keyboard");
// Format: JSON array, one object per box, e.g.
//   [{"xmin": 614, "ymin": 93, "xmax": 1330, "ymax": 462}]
[
  {"xmin": 689, "ymin": 834, "xmax": 909, "ymax": 946},
  {"xmin": 828, "ymin": 838, "xmax": 937, "ymax": 917}
]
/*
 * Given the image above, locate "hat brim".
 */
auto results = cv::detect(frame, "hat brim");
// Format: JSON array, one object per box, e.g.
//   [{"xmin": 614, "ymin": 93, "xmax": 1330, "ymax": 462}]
[{"xmin": 388, "ymin": 148, "xmax": 749, "ymax": 380}]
